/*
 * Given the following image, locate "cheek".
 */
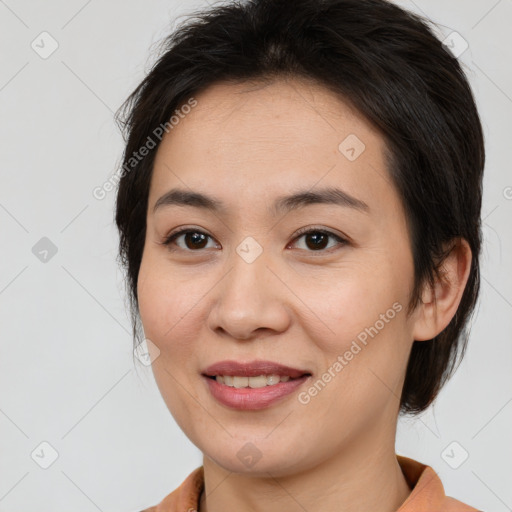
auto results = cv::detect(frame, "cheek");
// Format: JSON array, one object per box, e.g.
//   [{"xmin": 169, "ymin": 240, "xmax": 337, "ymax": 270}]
[
  {"xmin": 137, "ymin": 254, "xmax": 206, "ymax": 354},
  {"xmin": 323, "ymin": 262, "xmax": 412, "ymax": 390},
  {"xmin": 302, "ymin": 261, "xmax": 407, "ymax": 352},
  {"xmin": 299, "ymin": 288, "xmax": 409, "ymax": 427},
  {"xmin": 136, "ymin": 256, "xmax": 207, "ymax": 421}
]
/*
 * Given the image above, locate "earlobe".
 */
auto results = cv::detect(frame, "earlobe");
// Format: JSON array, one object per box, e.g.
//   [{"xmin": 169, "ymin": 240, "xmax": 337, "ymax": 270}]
[{"xmin": 412, "ymin": 238, "xmax": 472, "ymax": 342}]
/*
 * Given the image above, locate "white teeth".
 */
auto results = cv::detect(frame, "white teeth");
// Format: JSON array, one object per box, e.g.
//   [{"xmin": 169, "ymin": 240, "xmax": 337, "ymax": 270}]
[
  {"xmin": 214, "ymin": 374, "xmax": 292, "ymax": 388},
  {"xmin": 233, "ymin": 376, "xmax": 248, "ymax": 388}
]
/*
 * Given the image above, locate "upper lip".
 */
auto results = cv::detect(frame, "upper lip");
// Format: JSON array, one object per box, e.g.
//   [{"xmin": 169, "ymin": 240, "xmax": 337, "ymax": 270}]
[{"xmin": 202, "ymin": 360, "xmax": 311, "ymax": 379}]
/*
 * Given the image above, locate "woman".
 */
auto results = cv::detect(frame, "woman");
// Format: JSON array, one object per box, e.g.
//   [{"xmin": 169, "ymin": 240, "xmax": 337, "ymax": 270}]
[{"xmin": 114, "ymin": 0, "xmax": 485, "ymax": 510}]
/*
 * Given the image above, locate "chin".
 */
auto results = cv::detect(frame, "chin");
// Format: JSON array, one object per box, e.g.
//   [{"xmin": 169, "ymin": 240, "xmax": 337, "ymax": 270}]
[{"xmin": 202, "ymin": 438, "xmax": 312, "ymax": 478}]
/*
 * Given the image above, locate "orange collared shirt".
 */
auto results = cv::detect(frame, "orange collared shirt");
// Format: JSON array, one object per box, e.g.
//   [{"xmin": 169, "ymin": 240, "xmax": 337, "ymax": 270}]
[{"xmin": 141, "ymin": 454, "xmax": 480, "ymax": 512}]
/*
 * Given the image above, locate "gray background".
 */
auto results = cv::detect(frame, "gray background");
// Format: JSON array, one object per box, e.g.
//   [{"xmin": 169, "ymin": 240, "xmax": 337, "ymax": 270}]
[{"xmin": 0, "ymin": 0, "xmax": 511, "ymax": 511}]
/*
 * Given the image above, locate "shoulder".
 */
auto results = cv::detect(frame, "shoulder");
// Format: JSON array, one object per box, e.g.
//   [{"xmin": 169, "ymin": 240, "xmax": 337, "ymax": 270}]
[{"xmin": 139, "ymin": 508, "xmax": 157, "ymax": 512}]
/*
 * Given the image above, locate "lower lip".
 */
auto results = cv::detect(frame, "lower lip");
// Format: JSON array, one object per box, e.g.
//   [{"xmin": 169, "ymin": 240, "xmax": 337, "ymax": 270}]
[{"xmin": 202, "ymin": 375, "xmax": 311, "ymax": 410}]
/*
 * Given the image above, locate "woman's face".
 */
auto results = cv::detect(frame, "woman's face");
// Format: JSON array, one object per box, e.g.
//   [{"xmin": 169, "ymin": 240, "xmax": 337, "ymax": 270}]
[{"xmin": 138, "ymin": 78, "xmax": 423, "ymax": 476}]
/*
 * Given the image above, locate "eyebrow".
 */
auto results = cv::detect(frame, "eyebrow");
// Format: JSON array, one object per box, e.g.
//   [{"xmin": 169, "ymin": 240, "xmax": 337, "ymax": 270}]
[{"xmin": 152, "ymin": 186, "xmax": 370, "ymax": 216}]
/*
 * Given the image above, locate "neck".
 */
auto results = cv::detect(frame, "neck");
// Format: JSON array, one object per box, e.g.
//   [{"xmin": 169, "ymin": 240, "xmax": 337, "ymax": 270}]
[{"xmin": 199, "ymin": 427, "xmax": 411, "ymax": 512}]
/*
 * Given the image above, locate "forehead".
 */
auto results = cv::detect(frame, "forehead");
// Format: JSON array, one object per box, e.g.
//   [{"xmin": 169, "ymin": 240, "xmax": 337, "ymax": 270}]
[{"xmin": 150, "ymin": 78, "xmax": 397, "ymax": 219}]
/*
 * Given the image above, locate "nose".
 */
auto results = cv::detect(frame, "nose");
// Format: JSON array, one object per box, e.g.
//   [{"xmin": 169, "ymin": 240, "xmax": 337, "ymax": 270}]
[{"xmin": 207, "ymin": 246, "xmax": 291, "ymax": 341}]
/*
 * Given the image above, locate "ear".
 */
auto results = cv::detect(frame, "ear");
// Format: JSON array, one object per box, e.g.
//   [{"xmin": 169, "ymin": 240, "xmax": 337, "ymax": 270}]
[{"xmin": 412, "ymin": 238, "xmax": 472, "ymax": 342}]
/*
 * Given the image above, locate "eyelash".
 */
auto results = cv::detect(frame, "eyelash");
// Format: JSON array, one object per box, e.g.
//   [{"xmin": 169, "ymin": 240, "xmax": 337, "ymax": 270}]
[{"xmin": 160, "ymin": 226, "xmax": 348, "ymax": 254}]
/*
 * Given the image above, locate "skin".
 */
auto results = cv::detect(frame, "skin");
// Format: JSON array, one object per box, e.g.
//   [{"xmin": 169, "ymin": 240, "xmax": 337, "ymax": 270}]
[{"xmin": 137, "ymin": 77, "xmax": 472, "ymax": 512}]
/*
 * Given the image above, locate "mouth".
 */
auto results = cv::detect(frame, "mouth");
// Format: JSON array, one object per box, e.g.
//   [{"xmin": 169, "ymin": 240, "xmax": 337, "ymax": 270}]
[
  {"xmin": 202, "ymin": 372, "xmax": 312, "ymax": 410},
  {"xmin": 201, "ymin": 360, "xmax": 312, "ymax": 407}
]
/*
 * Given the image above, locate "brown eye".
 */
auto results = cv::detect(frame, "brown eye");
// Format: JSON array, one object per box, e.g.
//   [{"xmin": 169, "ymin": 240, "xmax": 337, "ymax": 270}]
[
  {"xmin": 304, "ymin": 232, "xmax": 329, "ymax": 250},
  {"xmin": 290, "ymin": 228, "xmax": 347, "ymax": 253},
  {"xmin": 162, "ymin": 229, "xmax": 218, "ymax": 251},
  {"xmin": 182, "ymin": 231, "xmax": 208, "ymax": 249}
]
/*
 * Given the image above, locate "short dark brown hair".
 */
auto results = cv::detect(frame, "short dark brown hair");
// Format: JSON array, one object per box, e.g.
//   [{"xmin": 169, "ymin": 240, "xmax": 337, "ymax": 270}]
[{"xmin": 114, "ymin": 0, "xmax": 485, "ymax": 415}]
